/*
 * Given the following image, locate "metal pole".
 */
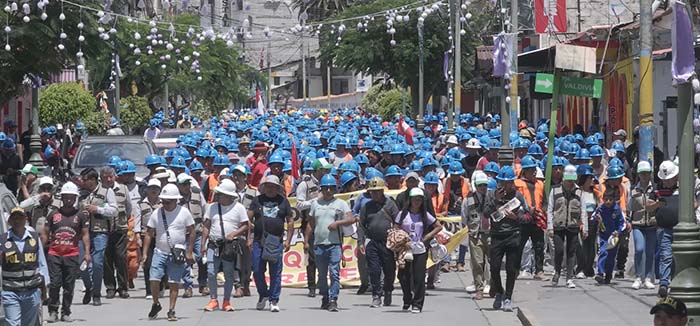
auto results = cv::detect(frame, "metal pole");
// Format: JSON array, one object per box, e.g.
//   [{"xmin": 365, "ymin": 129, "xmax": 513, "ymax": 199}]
[
  {"xmin": 267, "ymin": 40, "xmax": 272, "ymax": 111},
  {"xmin": 638, "ymin": 0, "xmax": 654, "ymax": 169},
  {"xmin": 544, "ymin": 69, "xmax": 562, "ymax": 196},
  {"xmin": 450, "ymin": 0, "xmax": 460, "ymax": 135},
  {"xmin": 301, "ymin": 33, "xmax": 307, "ymax": 107},
  {"xmin": 163, "ymin": 76, "xmax": 169, "ymax": 111},
  {"xmin": 28, "ymin": 83, "xmax": 45, "ymax": 170},
  {"xmin": 417, "ymin": 19, "xmax": 425, "ymax": 129},
  {"xmin": 402, "ymin": 87, "xmax": 407, "ymax": 116},
  {"xmin": 509, "ymin": 0, "xmax": 519, "ymax": 134},
  {"xmin": 327, "ymin": 62, "xmax": 332, "ymax": 109}
]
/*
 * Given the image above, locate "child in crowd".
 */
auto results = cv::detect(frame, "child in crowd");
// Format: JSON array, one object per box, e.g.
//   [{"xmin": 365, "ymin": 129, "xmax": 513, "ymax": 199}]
[{"xmin": 594, "ymin": 187, "xmax": 626, "ymax": 284}]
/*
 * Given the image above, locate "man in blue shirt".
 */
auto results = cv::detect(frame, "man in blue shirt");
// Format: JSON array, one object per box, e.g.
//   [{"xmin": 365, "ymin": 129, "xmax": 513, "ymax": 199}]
[{"xmin": 0, "ymin": 207, "xmax": 50, "ymax": 326}]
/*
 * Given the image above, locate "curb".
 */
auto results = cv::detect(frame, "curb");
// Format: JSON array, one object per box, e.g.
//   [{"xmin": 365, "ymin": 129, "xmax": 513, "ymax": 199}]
[{"xmin": 517, "ymin": 306, "xmax": 539, "ymax": 326}]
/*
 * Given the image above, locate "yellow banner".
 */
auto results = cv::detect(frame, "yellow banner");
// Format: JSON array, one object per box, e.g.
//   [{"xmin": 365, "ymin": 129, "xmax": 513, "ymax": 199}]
[{"xmin": 273, "ymin": 189, "xmax": 468, "ymax": 287}]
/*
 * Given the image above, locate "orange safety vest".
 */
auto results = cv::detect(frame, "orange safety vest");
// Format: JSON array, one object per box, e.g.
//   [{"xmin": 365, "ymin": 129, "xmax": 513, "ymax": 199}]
[
  {"xmin": 283, "ymin": 175, "xmax": 294, "ymax": 197},
  {"xmin": 513, "ymin": 157, "xmax": 522, "ymax": 178},
  {"xmin": 599, "ymin": 180, "xmax": 629, "ymax": 213},
  {"xmin": 514, "ymin": 178, "xmax": 544, "ymax": 213},
  {"xmin": 430, "ymin": 192, "xmax": 447, "ymax": 216},
  {"xmin": 442, "ymin": 177, "xmax": 470, "ymax": 209},
  {"xmin": 206, "ymin": 174, "xmax": 220, "ymax": 203}
]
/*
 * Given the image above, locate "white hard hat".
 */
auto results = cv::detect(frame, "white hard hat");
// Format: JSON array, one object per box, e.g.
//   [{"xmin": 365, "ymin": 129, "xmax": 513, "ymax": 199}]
[
  {"xmin": 536, "ymin": 167, "xmax": 544, "ymax": 179},
  {"xmin": 147, "ymin": 178, "xmax": 162, "ymax": 188},
  {"xmin": 658, "ymin": 160, "xmax": 679, "ymax": 180},
  {"xmin": 214, "ymin": 179, "xmax": 238, "ymax": 198},
  {"xmin": 159, "ymin": 184, "xmax": 183, "ymax": 200},
  {"xmin": 38, "ymin": 176, "xmax": 54, "ymax": 187},
  {"xmin": 60, "ymin": 182, "xmax": 80, "ymax": 196},
  {"xmin": 166, "ymin": 169, "xmax": 177, "ymax": 183},
  {"xmin": 472, "ymin": 170, "xmax": 489, "ymax": 186},
  {"xmin": 466, "ymin": 138, "xmax": 481, "ymax": 149},
  {"xmin": 637, "ymin": 161, "xmax": 652, "ymax": 173},
  {"xmin": 176, "ymin": 173, "xmax": 194, "ymax": 185},
  {"xmin": 446, "ymin": 135, "xmax": 458, "ymax": 145}
]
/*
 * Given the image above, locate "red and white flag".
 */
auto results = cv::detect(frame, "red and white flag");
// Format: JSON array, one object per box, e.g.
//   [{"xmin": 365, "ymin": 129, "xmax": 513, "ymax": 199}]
[
  {"xmin": 255, "ymin": 87, "xmax": 265, "ymax": 115},
  {"xmin": 534, "ymin": 0, "xmax": 567, "ymax": 33},
  {"xmin": 291, "ymin": 139, "xmax": 300, "ymax": 179},
  {"xmin": 397, "ymin": 116, "xmax": 415, "ymax": 145}
]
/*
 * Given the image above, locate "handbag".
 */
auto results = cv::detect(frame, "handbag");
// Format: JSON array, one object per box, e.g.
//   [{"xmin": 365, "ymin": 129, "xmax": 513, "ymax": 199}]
[
  {"xmin": 161, "ymin": 208, "xmax": 186, "ymax": 264},
  {"xmin": 217, "ymin": 203, "xmax": 241, "ymax": 262},
  {"xmin": 259, "ymin": 201, "xmax": 283, "ymax": 263}
]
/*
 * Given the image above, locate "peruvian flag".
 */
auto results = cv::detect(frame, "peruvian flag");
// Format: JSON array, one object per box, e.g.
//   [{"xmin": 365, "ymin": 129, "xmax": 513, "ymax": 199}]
[
  {"xmin": 291, "ymin": 138, "xmax": 300, "ymax": 179},
  {"xmin": 255, "ymin": 86, "xmax": 265, "ymax": 115},
  {"xmin": 397, "ymin": 116, "xmax": 415, "ymax": 145}
]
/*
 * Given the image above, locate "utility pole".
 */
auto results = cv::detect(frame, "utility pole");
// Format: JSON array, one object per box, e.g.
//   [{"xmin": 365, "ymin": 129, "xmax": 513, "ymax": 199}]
[
  {"xmin": 499, "ymin": 0, "xmax": 518, "ymax": 166},
  {"xmin": 449, "ymin": 0, "xmax": 461, "ymax": 135},
  {"xmin": 638, "ymin": 0, "xmax": 654, "ymax": 169},
  {"xmin": 301, "ymin": 33, "xmax": 307, "ymax": 107},
  {"xmin": 327, "ymin": 64, "xmax": 331, "ymax": 109},
  {"xmin": 417, "ymin": 19, "xmax": 425, "ymax": 129},
  {"xmin": 544, "ymin": 69, "xmax": 562, "ymax": 196},
  {"xmin": 267, "ymin": 40, "xmax": 272, "ymax": 111}
]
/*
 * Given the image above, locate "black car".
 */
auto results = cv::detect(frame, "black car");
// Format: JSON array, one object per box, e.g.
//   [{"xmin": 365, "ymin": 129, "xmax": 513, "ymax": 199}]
[{"xmin": 71, "ymin": 136, "xmax": 157, "ymax": 179}]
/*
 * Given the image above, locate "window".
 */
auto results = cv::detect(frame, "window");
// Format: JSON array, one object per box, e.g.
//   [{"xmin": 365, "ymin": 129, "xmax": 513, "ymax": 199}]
[
  {"xmin": 331, "ymin": 79, "xmax": 349, "ymax": 94},
  {"xmin": 274, "ymin": 77, "xmax": 281, "ymax": 85}
]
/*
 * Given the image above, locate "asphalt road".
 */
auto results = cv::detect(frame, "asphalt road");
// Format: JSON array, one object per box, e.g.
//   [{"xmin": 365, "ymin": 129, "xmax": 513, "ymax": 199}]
[{"xmin": 45, "ymin": 271, "xmax": 521, "ymax": 326}]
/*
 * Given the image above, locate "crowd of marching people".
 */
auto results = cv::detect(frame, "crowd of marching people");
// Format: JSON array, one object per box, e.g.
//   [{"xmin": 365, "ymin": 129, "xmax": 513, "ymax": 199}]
[{"xmin": 0, "ymin": 107, "xmax": 698, "ymax": 325}]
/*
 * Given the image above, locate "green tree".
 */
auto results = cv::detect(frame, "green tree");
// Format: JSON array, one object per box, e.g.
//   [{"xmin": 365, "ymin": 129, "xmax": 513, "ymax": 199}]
[
  {"xmin": 38, "ymin": 83, "xmax": 95, "ymax": 127},
  {"xmin": 362, "ymin": 83, "xmax": 410, "ymax": 121},
  {"xmin": 119, "ymin": 96, "xmax": 151, "ymax": 134},
  {"xmin": 320, "ymin": 0, "xmax": 498, "ymax": 116}
]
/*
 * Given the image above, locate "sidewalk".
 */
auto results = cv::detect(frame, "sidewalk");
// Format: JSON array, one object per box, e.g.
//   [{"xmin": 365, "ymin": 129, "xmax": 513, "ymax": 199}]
[{"xmin": 454, "ymin": 270, "xmax": 658, "ymax": 326}]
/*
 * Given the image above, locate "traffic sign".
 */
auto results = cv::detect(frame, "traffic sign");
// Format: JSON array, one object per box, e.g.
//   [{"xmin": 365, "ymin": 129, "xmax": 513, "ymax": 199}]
[{"xmin": 534, "ymin": 73, "xmax": 602, "ymax": 98}]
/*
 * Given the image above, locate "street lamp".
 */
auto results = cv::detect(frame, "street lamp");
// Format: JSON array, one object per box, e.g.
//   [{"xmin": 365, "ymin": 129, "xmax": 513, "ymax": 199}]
[
  {"xmin": 27, "ymin": 75, "xmax": 44, "ymax": 171},
  {"xmin": 417, "ymin": 18, "xmax": 425, "ymax": 129}
]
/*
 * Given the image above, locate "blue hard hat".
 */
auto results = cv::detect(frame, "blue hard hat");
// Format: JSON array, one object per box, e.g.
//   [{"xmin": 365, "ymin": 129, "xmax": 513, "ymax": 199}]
[
  {"xmin": 447, "ymin": 147, "xmax": 463, "ymax": 161},
  {"xmin": 320, "ymin": 174, "xmax": 338, "ymax": 187},
  {"xmin": 110, "ymin": 117, "xmax": 119, "ymax": 127},
  {"xmin": 576, "ymin": 164, "xmax": 594, "ymax": 176},
  {"xmin": 107, "ymin": 155, "xmax": 122, "ymax": 167},
  {"xmin": 44, "ymin": 146, "xmax": 56, "ymax": 159},
  {"xmin": 448, "ymin": 162, "xmax": 465, "ymax": 175},
  {"xmin": 149, "ymin": 119, "xmax": 158, "ymax": 128},
  {"xmin": 303, "ymin": 159, "xmax": 315, "ymax": 172},
  {"xmin": 484, "ymin": 162, "xmax": 500, "ymax": 174},
  {"xmin": 609, "ymin": 157, "xmax": 624, "ymax": 168},
  {"xmin": 559, "ymin": 141, "xmax": 574, "ymax": 155},
  {"xmin": 164, "ymin": 149, "xmax": 177, "ymax": 159},
  {"xmin": 574, "ymin": 148, "xmax": 592, "ymax": 160},
  {"xmin": 390, "ymin": 144, "xmax": 405, "ymax": 155},
  {"xmin": 364, "ymin": 167, "xmax": 383, "ymax": 181},
  {"xmin": 385, "ymin": 165, "xmax": 402, "ymax": 177},
  {"xmin": 75, "ymin": 121, "xmax": 86, "ymax": 131},
  {"xmin": 589, "ymin": 145, "xmax": 605, "ymax": 157},
  {"xmin": 489, "ymin": 128, "xmax": 501, "ymax": 139},
  {"xmin": 424, "ymin": 172, "xmax": 440, "ymax": 185},
  {"xmin": 340, "ymin": 171, "xmax": 358, "ymax": 187},
  {"xmin": 611, "ymin": 141, "xmax": 625, "ymax": 153},
  {"xmin": 213, "ymin": 154, "xmax": 229, "ymax": 166},
  {"xmin": 283, "ymin": 161, "xmax": 292, "ymax": 172},
  {"xmin": 585, "ymin": 135, "xmax": 598, "ymax": 146},
  {"xmin": 421, "ymin": 157, "xmax": 438, "ymax": 169},
  {"xmin": 268, "ymin": 154, "xmax": 285, "ymax": 165},
  {"xmin": 169, "ymin": 156, "xmax": 187, "ymax": 169},
  {"xmin": 146, "ymin": 154, "xmax": 161, "ymax": 166},
  {"xmin": 2, "ymin": 138, "xmax": 15, "ymax": 150},
  {"xmin": 496, "ymin": 165, "xmax": 517, "ymax": 181},
  {"xmin": 440, "ymin": 156, "xmax": 451, "ymax": 168},
  {"xmin": 520, "ymin": 155, "xmax": 538, "ymax": 169},
  {"xmin": 459, "ymin": 133, "xmax": 472, "ymax": 142},
  {"xmin": 409, "ymin": 160, "xmax": 423, "ymax": 172},
  {"xmin": 487, "ymin": 139, "xmax": 502, "ymax": 151},
  {"xmin": 354, "ymin": 153, "xmax": 369, "ymax": 165},
  {"xmin": 552, "ymin": 156, "xmax": 565, "ymax": 167},
  {"xmin": 487, "ymin": 178, "xmax": 498, "ymax": 191},
  {"xmin": 606, "ymin": 165, "xmax": 625, "ymax": 179},
  {"xmin": 513, "ymin": 138, "xmax": 530, "ymax": 150},
  {"xmin": 189, "ymin": 160, "xmax": 204, "ymax": 172},
  {"xmin": 117, "ymin": 160, "xmax": 137, "ymax": 175},
  {"xmin": 574, "ymin": 134, "xmax": 585, "ymax": 143},
  {"xmin": 595, "ymin": 132, "xmax": 605, "ymax": 141},
  {"xmin": 527, "ymin": 144, "xmax": 543, "ymax": 156}
]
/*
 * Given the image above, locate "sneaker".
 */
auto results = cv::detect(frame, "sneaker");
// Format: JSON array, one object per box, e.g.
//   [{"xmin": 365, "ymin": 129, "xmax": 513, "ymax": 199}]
[
  {"xmin": 402, "ymin": 304, "xmax": 410, "ymax": 311},
  {"xmin": 82, "ymin": 290, "xmax": 92, "ymax": 305},
  {"xmin": 632, "ymin": 278, "xmax": 642, "ymax": 290},
  {"xmin": 182, "ymin": 287, "xmax": 193, "ymax": 298},
  {"xmin": 658, "ymin": 285, "xmax": 669, "ymax": 298},
  {"xmin": 321, "ymin": 298, "xmax": 330, "ymax": 310},
  {"xmin": 146, "ymin": 294, "xmax": 153, "ymax": 300},
  {"xmin": 493, "ymin": 293, "xmax": 503, "ymax": 310},
  {"xmin": 518, "ymin": 271, "xmax": 533, "ymax": 279},
  {"xmin": 270, "ymin": 302, "xmax": 280, "ymax": 312},
  {"xmin": 644, "ymin": 278, "xmax": 656, "ymax": 290},
  {"xmin": 370, "ymin": 296, "xmax": 382, "ymax": 308},
  {"xmin": 411, "ymin": 306, "xmax": 421, "ymax": 313},
  {"xmin": 356, "ymin": 284, "xmax": 369, "ymax": 295},
  {"xmin": 465, "ymin": 284, "xmax": 477, "ymax": 293},
  {"xmin": 576, "ymin": 272, "xmax": 586, "ymax": 279},
  {"xmin": 566, "ymin": 279, "xmax": 576, "ymax": 289},
  {"xmin": 106, "ymin": 290, "xmax": 116, "ymax": 299},
  {"xmin": 204, "ymin": 299, "xmax": 219, "ymax": 311},
  {"xmin": 47, "ymin": 311, "xmax": 59, "ymax": 323},
  {"xmin": 502, "ymin": 299, "xmax": 513, "ymax": 312},
  {"xmin": 594, "ymin": 274, "xmax": 605, "ymax": 284},
  {"xmin": 167, "ymin": 309, "xmax": 177, "ymax": 322},
  {"xmin": 551, "ymin": 273, "xmax": 560, "ymax": 287},
  {"xmin": 92, "ymin": 297, "xmax": 102, "ymax": 306},
  {"xmin": 307, "ymin": 287, "xmax": 317, "ymax": 298},
  {"xmin": 148, "ymin": 302, "xmax": 162, "ymax": 320},
  {"xmin": 328, "ymin": 301, "xmax": 339, "ymax": 312},
  {"xmin": 61, "ymin": 314, "xmax": 73, "ymax": 323},
  {"xmin": 222, "ymin": 300, "xmax": 235, "ymax": 312},
  {"xmin": 614, "ymin": 271, "xmax": 625, "ymax": 279},
  {"xmin": 256, "ymin": 296, "xmax": 269, "ymax": 311},
  {"xmin": 483, "ymin": 285, "xmax": 491, "ymax": 296},
  {"xmin": 119, "ymin": 290, "xmax": 130, "ymax": 299},
  {"xmin": 383, "ymin": 292, "xmax": 392, "ymax": 306}
]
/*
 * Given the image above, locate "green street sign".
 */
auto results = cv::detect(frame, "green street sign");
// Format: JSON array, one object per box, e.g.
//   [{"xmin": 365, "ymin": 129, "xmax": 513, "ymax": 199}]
[
  {"xmin": 534, "ymin": 73, "xmax": 602, "ymax": 98},
  {"xmin": 535, "ymin": 73, "xmax": 554, "ymax": 94}
]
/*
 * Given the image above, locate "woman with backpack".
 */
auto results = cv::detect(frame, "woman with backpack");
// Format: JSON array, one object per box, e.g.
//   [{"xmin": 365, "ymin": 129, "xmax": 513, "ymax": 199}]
[{"xmin": 394, "ymin": 188, "xmax": 443, "ymax": 313}]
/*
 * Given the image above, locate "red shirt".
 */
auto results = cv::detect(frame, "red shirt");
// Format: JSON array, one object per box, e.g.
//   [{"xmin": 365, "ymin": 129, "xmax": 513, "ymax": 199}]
[
  {"xmin": 47, "ymin": 209, "xmax": 88, "ymax": 257},
  {"xmin": 476, "ymin": 156, "xmax": 491, "ymax": 171},
  {"xmin": 249, "ymin": 159, "xmax": 268, "ymax": 188}
]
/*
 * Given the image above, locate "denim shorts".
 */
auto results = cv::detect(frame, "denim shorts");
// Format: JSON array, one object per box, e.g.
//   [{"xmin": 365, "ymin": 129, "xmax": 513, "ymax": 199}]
[{"xmin": 149, "ymin": 249, "xmax": 186, "ymax": 284}]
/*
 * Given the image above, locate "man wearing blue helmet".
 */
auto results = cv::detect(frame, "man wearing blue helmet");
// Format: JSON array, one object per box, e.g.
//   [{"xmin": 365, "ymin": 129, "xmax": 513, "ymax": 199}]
[
  {"xmin": 144, "ymin": 119, "xmax": 161, "ymax": 140},
  {"xmin": 106, "ymin": 117, "xmax": 125, "ymax": 136}
]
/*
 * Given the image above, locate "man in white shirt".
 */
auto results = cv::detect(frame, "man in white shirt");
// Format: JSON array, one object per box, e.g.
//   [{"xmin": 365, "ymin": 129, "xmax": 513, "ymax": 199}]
[
  {"xmin": 200, "ymin": 179, "xmax": 249, "ymax": 312},
  {"xmin": 144, "ymin": 120, "xmax": 161, "ymax": 140},
  {"xmin": 141, "ymin": 184, "xmax": 195, "ymax": 322}
]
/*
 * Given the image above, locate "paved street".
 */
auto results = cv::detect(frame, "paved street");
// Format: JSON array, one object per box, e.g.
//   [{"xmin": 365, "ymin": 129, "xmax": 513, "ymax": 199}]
[{"xmin": 54, "ymin": 272, "xmax": 521, "ymax": 325}]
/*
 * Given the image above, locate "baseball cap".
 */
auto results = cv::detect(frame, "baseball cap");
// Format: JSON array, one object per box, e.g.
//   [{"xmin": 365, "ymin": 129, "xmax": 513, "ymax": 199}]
[
  {"xmin": 563, "ymin": 165, "xmax": 578, "ymax": 181},
  {"xmin": 20, "ymin": 164, "xmax": 38, "ymax": 175},
  {"xmin": 637, "ymin": 161, "xmax": 652, "ymax": 173},
  {"xmin": 650, "ymin": 297, "xmax": 687, "ymax": 317},
  {"xmin": 409, "ymin": 187, "xmax": 425, "ymax": 197},
  {"xmin": 405, "ymin": 172, "xmax": 420, "ymax": 181},
  {"xmin": 38, "ymin": 176, "xmax": 54, "ymax": 187},
  {"xmin": 613, "ymin": 129, "xmax": 627, "ymax": 137},
  {"xmin": 472, "ymin": 171, "xmax": 489, "ymax": 185}
]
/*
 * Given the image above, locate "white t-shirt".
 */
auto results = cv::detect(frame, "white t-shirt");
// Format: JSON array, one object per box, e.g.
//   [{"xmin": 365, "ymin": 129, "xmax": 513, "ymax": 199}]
[
  {"xmin": 148, "ymin": 206, "xmax": 195, "ymax": 253},
  {"xmin": 204, "ymin": 202, "xmax": 249, "ymax": 241}
]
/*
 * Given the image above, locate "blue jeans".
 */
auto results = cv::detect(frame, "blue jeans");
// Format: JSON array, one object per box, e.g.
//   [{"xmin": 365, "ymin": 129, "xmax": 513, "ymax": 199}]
[
  {"xmin": 656, "ymin": 227, "xmax": 674, "ymax": 287},
  {"xmin": 182, "ymin": 234, "xmax": 206, "ymax": 289},
  {"xmin": 149, "ymin": 249, "xmax": 186, "ymax": 283},
  {"xmin": 458, "ymin": 245, "xmax": 468, "ymax": 265},
  {"xmin": 251, "ymin": 240, "xmax": 283, "ymax": 303},
  {"xmin": 597, "ymin": 235, "xmax": 619, "ymax": 276},
  {"xmin": 314, "ymin": 244, "xmax": 342, "ymax": 302},
  {"xmin": 206, "ymin": 248, "xmax": 236, "ymax": 300},
  {"xmin": 2, "ymin": 289, "xmax": 41, "ymax": 326},
  {"xmin": 80, "ymin": 233, "xmax": 108, "ymax": 298},
  {"xmin": 632, "ymin": 227, "xmax": 657, "ymax": 280}
]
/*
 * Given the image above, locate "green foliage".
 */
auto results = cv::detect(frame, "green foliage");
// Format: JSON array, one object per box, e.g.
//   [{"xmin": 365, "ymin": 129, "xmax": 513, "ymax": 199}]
[
  {"xmin": 38, "ymin": 83, "xmax": 95, "ymax": 127},
  {"xmin": 84, "ymin": 110, "xmax": 110, "ymax": 136},
  {"xmin": 362, "ymin": 84, "xmax": 409, "ymax": 121},
  {"xmin": 119, "ymin": 96, "xmax": 152, "ymax": 134}
]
